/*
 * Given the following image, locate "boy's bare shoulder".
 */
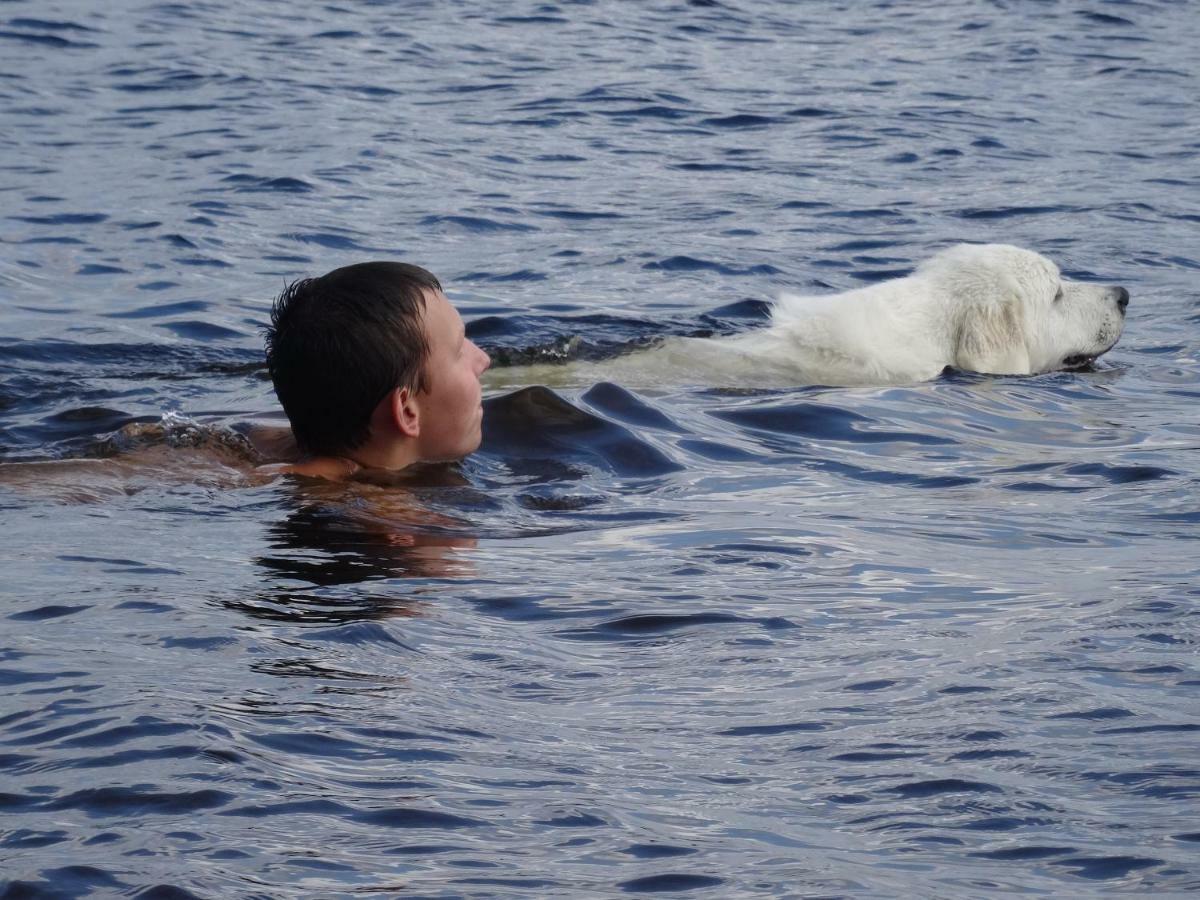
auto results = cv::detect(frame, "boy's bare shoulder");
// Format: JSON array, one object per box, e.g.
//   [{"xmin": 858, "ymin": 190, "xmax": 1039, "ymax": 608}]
[
  {"xmin": 256, "ymin": 456, "xmax": 360, "ymax": 481},
  {"xmin": 243, "ymin": 424, "xmax": 358, "ymax": 481}
]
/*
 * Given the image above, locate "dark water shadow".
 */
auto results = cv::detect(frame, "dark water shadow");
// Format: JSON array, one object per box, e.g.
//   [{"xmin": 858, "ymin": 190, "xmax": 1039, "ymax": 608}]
[{"xmin": 479, "ymin": 385, "xmax": 683, "ymax": 480}]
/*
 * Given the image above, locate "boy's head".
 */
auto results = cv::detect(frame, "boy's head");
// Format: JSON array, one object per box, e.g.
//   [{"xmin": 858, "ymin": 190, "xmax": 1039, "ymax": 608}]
[{"xmin": 265, "ymin": 261, "xmax": 486, "ymax": 462}]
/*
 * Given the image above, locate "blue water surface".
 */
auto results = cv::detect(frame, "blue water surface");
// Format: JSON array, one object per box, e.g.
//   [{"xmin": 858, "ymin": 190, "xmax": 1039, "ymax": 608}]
[{"xmin": 2, "ymin": 1, "xmax": 1199, "ymax": 896}]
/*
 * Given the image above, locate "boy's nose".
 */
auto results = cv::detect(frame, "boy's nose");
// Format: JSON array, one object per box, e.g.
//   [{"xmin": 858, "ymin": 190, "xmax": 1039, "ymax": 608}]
[{"xmin": 475, "ymin": 343, "xmax": 491, "ymax": 372}]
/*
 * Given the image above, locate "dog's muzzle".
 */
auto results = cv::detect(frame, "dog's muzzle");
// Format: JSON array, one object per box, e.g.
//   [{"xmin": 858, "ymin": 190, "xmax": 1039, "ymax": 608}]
[{"xmin": 1115, "ymin": 286, "xmax": 1130, "ymax": 315}]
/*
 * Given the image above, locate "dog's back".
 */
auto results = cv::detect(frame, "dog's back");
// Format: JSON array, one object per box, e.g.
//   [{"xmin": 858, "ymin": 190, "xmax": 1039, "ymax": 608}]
[{"xmin": 722, "ymin": 275, "xmax": 953, "ymax": 384}]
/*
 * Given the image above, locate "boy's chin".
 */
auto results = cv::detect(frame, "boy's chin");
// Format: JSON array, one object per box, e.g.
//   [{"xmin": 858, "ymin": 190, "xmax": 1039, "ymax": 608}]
[{"xmin": 423, "ymin": 435, "xmax": 481, "ymax": 464}]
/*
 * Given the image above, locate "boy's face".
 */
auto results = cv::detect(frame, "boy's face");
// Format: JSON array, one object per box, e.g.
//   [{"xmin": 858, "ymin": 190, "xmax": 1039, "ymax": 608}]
[{"xmin": 413, "ymin": 290, "xmax": 491, "ymax": 462}]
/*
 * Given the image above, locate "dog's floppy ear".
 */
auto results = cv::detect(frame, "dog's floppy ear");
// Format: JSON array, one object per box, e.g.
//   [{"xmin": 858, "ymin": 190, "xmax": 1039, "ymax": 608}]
[{"xmin": 954, "ymin": 291, "xmax": 1031, "ymax": 375}]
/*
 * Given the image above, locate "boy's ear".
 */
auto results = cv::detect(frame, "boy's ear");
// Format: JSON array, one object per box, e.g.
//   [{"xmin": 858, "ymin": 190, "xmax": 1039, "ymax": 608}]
[{"xmin": 390, "ymin": 387, "xmax": 421, "ymax": 438}]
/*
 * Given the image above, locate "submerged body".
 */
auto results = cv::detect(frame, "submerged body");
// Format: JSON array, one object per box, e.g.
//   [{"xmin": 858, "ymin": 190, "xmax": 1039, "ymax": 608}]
[{"xmin": 488, "ymin": 244, "xmax": 1129, "ymax": 390}]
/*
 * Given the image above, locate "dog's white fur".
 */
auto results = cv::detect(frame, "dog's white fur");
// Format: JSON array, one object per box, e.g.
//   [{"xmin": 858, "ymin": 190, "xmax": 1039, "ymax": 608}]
[{"xmin": 487, "ymin": 244, "xmax": 1128, "ymax": 389}]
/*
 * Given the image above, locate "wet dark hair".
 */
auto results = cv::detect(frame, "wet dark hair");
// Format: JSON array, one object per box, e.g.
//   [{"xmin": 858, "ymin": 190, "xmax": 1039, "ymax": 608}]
[{"xmin": 264, "ymin": 261, "xmax": 441, "ymax": 457}]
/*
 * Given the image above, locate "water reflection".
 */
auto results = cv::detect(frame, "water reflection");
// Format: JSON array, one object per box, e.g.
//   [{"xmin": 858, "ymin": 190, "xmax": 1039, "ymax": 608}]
[
  {"xmin": 259, "ymin": 496, "xmax": 478, "ymax": 585},
  {"xmin": 233, "ymin": 480, "xmax": 481, "ymax": 624}
]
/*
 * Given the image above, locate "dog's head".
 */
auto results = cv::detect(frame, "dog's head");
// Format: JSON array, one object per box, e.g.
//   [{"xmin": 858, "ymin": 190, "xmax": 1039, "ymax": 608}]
[{"xmin": 923, "ymin": 244, "xmax": 1128, "ymax": 375}]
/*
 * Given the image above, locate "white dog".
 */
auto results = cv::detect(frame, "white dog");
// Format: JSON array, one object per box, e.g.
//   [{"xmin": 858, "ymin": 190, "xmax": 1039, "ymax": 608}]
[{"xmin": 487, "ymin": 244, "xmax": 1129, "ymax": 389}]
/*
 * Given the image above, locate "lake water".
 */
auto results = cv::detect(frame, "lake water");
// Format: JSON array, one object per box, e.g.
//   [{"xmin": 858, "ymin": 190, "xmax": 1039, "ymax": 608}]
[{"xmin": 2, "ymin": 0, "xmax": 1199, "ymax": 896}]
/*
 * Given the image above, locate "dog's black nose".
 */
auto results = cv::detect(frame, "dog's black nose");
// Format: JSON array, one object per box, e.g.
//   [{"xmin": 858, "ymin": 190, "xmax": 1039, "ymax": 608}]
[{"xmin": 1115, "ymin": 286, "xmax": 1129, "ymax": 312}]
